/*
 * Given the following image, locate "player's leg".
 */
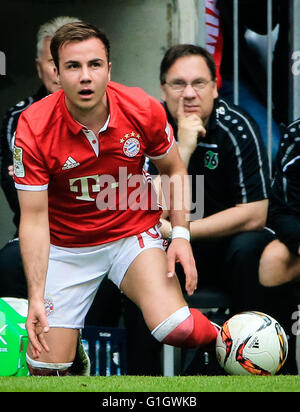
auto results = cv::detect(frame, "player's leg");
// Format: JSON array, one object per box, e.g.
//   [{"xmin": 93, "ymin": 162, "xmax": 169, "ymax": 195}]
[
  {"xmin": 26, "ymin": 243, "xmax": 109, "ymax": 376},
  {"xmin": 26, "ymin": 328, "xmax": 78, "ymax": 376},
  {"xmin": 259, "ymin": 239, "xmax": 300, "ymax": 287},
  {"xmin": 120, "ymin": 247, "xmax": 218, "ymax": 349}
]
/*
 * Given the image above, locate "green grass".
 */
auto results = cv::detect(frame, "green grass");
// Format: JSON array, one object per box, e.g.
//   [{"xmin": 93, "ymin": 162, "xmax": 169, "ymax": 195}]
[{"xmin": 0, "ymin": 375, "xmax": 300, "ymax": 392}]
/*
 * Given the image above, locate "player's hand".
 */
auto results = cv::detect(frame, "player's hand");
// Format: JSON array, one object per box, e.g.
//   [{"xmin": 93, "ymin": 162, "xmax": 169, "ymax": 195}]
[
  {"xmin": 8, "ymin": 164, "xmax": 14, "ymax": 177},
  {"xmin": 166, "ymin": 238, "xmax": 198, "ymax": 295},
  {"xmin": 159, "ymin": 218, "xmax": 172, "ymax": 239},
  {"xmin": 26, "ymin": 299, "xmax": 50, "ymax": 358},
  {"xmin": 177, "ymin": 96, "xmax": 206, "ymax": 155}
]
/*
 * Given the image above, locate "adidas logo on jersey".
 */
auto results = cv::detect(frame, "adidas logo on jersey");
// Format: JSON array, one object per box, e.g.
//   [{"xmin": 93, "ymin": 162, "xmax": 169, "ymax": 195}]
[{"xmin": 62, "ymin": 156, "xmax": 80, "ymax": 170}]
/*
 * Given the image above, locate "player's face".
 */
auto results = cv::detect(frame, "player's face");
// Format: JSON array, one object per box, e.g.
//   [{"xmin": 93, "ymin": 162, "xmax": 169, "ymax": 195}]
[
  {"xmin": 35, "ymin": 37, "xmax": 61, "ymax": 94},
  {"xmin": 161, "ymin": 55, "xmax": 218, "ymax": 126},
  {"xmin": 56, "ymin": 37, "xmax": 111, "ymax": 116}
]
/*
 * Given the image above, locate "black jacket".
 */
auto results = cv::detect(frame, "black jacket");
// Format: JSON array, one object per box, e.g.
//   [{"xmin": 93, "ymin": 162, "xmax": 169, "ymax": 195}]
[{"xmin": 163, "ymin": 98, "xmax": 270, "ymax": 218}]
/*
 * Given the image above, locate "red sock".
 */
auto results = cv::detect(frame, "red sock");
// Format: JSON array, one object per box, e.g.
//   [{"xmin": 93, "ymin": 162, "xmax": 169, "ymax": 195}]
[{"xmin": 163, "ymin": 308, "xmax": 218, "ymax": 348}]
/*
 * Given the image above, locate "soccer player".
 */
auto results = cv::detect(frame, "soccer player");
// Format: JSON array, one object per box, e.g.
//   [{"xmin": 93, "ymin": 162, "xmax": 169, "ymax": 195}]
[
  {"xmin": 259, "ymin": 118, "xmax": 300, "ymax": 286},
  {"xmin": 0, "ymin": 16, "xmax": 92, "ymax": 376},
  {"xmin": 13, "ymin": 22, "xmax": 219, "ymax": 376}
]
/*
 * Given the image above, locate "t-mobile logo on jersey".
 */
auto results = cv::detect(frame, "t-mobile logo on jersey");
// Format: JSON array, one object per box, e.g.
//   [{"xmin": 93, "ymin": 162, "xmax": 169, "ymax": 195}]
[
  {"xmin": 0, "ymin": 51, "xmax": 6, "ymax": 75},
  {"xmin": 69, "ymin": 174, "xmax": 101, "ymax": 202},
  {"xmin": 68, "ymin": 167, "xmax": 204, "ymax": 220}
]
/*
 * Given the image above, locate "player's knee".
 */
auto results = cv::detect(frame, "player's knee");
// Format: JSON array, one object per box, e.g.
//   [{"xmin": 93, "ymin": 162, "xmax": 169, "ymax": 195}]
[
  {"xmin": 26, "ymin": 354, "xmax": 73, "ymax": 376},
  {"xmin": 259, "ymin": 240, "xmax": 292, "ymax": 287}
]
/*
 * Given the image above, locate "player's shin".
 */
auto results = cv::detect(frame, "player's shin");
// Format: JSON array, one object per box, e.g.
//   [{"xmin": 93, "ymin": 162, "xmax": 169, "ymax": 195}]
[{"xmin": 151, "ymin": 306, "xmax": 218, "ymax": 348}]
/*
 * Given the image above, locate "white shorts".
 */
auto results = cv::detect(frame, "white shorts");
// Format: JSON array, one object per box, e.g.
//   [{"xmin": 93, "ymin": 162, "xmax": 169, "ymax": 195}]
[{"xmin": 44, "ymin": 226, "xmax": 166, "ymax": 329}]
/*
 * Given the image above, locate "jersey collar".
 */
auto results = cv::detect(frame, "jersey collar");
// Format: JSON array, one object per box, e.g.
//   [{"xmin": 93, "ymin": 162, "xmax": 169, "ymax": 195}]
[
  {"xmin": 59, "ymin": 91, "xmax": 83, "ymax": 135},
  {"xmin": 105, "ymin": 82, "xmax": 118, "ymax": 129}
]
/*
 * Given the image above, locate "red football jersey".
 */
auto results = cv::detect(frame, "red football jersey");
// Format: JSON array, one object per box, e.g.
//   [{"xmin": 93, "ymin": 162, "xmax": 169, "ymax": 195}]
[{"xmin": 14, "ymin": 81, "xmax": 174, "ymax": 247}]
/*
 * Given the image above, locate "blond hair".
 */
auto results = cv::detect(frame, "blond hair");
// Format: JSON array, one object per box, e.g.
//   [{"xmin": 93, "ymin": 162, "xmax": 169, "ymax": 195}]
[{"xmin": 36, "ymin": 16, "xmax": 81, "ymax": 59}]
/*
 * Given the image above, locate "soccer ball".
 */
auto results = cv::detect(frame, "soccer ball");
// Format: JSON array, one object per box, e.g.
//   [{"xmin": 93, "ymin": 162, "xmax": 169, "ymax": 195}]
[{"xmin": 216, "ymin": 311, "xmax": 288, "ymax": 375}]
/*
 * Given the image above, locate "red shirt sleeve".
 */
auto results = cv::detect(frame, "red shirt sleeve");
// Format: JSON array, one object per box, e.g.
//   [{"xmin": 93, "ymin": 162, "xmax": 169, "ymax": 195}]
[{"xmin": 13, "ymin": 112, "xmax": 49, "ymax": 190}]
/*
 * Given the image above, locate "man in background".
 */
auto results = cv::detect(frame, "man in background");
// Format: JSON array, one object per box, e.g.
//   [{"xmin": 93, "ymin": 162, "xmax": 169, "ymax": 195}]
[{"xmin": 259, "ymin": 118, "xmax": 300, "ymax": 286}]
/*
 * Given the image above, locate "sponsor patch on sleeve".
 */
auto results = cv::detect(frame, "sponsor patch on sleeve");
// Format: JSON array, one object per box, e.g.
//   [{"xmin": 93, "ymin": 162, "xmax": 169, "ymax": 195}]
[{"xmin": 13, "ymin": 145, "xmax": 25, "ymax": 178}]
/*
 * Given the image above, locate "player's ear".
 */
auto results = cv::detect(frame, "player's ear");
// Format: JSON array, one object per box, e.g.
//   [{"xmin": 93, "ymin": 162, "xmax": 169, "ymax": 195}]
[
  {"xmin": 53, "ymin": 65, "xmax": 60, "ymax": 80},
  {"xmin": 160, "ymin": 84, "xmax": 167, "ymax": 101},
  {"xmin": 108, "ymin": 62, "xmax": 112, "ymax": 81}
]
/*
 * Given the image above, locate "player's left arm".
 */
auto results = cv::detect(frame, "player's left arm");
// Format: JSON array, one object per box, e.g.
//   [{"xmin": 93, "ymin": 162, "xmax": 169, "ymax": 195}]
[{"xmin": 152, "ymin": 143, "xmax": 197, "ymax": 295}]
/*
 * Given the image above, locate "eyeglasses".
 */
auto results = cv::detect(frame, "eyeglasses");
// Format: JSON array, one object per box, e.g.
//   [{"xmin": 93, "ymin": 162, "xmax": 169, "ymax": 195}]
[{"xmin": 165, "ymin": 79, "xmax": 213, "ymax": 92}]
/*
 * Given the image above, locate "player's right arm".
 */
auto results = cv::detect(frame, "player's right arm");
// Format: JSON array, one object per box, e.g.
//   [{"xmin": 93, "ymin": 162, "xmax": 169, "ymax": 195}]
[
  {"xmin": 17, "ymin": 189, "xmax": 50, "ymax": 358},
  {"xmin": 13, "ymin": 111, "xmax": 51, "ymax": 358}
]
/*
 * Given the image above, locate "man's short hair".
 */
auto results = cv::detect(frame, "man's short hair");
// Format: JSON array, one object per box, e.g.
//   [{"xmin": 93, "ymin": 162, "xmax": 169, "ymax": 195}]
[
  {"xmin": 50, "ymin": 21, "xmax": 110, "ymax": 70},
  {"xmin": 160, "ymin": 44, "xmax": 216, "ymax": 84},
  {"xmin": 36, "ymin": 16, "xmax": 81, "ymax": 59}
]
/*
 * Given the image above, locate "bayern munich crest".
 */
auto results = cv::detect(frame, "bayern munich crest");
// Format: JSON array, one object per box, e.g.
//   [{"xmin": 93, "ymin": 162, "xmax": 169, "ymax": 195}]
[
  {"xmin": 121, "ymin": 131, "xmax": 141, "ymax": 158},
  {"xmin": 44, "ymin": 298, "xmax": 54, "ymax": 316}
]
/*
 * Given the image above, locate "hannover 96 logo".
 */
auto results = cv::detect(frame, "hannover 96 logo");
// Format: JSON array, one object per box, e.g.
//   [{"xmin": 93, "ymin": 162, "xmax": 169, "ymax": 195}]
[{"xmin": 204, "ymin": 150, "xmax": 219, "ymax": 170}]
